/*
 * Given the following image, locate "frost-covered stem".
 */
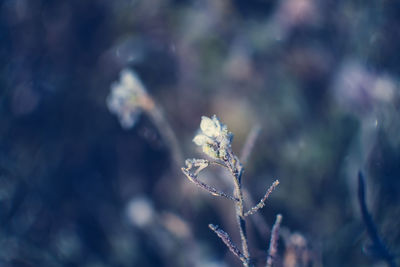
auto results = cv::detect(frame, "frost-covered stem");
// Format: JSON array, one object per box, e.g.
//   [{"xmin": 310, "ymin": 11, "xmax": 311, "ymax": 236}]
[
  {"xmin": 209, "ymin": 224, "xmax": 247, "ymax": 264},
  {"xmin": 245, "ymin": 180, "xmax": 280, "ymax": 216},
  {"xmin": 234, "ymin": 176, "xmax": 251, "ymax": 267},
  {"xmin": 181, "ymin": 166, "xmax": 237, "ymax": 201},
  {"xmin": 226, "ymin": 151, "xmax": 251, "ymax": 267}
]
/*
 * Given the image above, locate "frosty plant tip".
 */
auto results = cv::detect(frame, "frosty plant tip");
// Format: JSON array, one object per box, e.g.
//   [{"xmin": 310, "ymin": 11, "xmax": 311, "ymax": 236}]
[
  {"xmin": 107, "ymin": 69, "xmax": 154, "ymax": 129},
  {"xmin": 193, "ymin": 115, "xmax": 233, "ymax": 160},
  {"xmin": 182, "ymin": 115, "xmax": 281, "ymax": 267}
]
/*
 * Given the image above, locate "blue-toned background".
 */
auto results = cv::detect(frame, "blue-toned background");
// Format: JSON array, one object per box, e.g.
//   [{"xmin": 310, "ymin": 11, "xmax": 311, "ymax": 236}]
[{"xmin": 1, "ymin": 0, "xmax": 399, "ymax": 266}]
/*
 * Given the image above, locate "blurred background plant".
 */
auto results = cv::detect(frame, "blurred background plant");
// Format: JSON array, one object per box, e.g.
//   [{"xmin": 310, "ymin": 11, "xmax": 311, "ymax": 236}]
[{"xmin": 1, "ymin": 0, "xmax": 400, "ymax": 266}]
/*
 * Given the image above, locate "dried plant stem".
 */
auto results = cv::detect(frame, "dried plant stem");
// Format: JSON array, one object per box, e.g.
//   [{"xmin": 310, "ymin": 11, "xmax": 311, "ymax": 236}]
[
  {"xmin": 234, "ymin": 175, "xmax": 251, "ymax": 266},
  {"xmin": 243, "ymin": 189, "xmax": 270, "ymax": 236},
  {"xmin": 181, "ymin": 168, "xmax": 237, "ymax": 201},
  {"xmin": 225, "ymin": 150, "xmax": 252, "ymax": 267},
  {"xmin": 245, "ymin": 180, "xmax": 280, "ymax": 216},
  {"xmin": 266, "ymin": 214, "xmax": 282, "ymax": 267},
  {"xmin": 238, "ymin": 125, "xmax": 271, "ymax": 237},
  {"xmin": 209, "ymin": 224, "xmax": 247, "ymax": 264}
]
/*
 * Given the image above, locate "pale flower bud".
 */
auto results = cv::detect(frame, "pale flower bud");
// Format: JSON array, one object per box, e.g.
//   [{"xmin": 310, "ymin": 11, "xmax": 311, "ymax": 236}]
[{"xmin": 193, "ymin": 115, "xmax": 233, "ymax": 160}]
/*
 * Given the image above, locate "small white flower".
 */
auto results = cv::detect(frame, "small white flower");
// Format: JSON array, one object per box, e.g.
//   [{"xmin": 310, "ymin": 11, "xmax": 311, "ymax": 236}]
[
  {"xmin": 193, "ymin": 115, "xmax": 233, "ymax": 159},
  {"xmin": 200, "ymin": 116, "xmax": 223, "ymax": 137},
  {"xmin": 106, "ymin": 69, "xmax": 149, "ymax": 129}
]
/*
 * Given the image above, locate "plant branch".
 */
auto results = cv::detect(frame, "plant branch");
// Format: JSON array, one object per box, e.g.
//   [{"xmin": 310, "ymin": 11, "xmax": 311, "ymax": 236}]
[
  {"xmin": 181, "ymin": 168, "xmax": 237, "ymax": 201},
  {"xmin": 209, "ymin": 224, "xmax": 247, "ymax": 265},
  {"xmin": 245, "ymin": 180, "xmax": 279, "ymax": 216},
  {"xmin": 227, "ymin": 151, "xmax": 251, "ymax": 266}
]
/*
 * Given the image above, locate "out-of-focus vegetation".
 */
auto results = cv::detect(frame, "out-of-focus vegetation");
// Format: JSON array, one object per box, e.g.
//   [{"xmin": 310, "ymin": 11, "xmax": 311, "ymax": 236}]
[{"xmin": 1, "ymin": 0, "xmax": 399, "ymax": 266}]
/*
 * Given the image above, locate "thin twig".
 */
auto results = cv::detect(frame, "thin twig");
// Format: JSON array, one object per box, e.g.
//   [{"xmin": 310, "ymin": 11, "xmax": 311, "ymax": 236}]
[
  {"xmin": 228, "ymin": 150, "xmax": 251, "ymax": 266},
  {"xmin": 245, "ymin": 180, "xmax": 279, "ymax": 216},
  {"xmin": 244, "ymin": 188, "xmax": 271, "ymax": 231},
  {"xmin": 218, "ymin": 168, "xmax": 271, "ymax": 242},
  {"xmin": 266, "ymin": 214, "xmax": 282, "ymax": 267},
  {"xmin": 235, "ymin": 194, "xmax": 250, "ymax": 267},
  {"xmin": 209, "ymin": 160, "xmax": 229, "ymax": 168},
  {"xmin": 209, "ymin": 224, "xmax": 248, "ymax": 265},
  {"xmin": 181, "ymin": 168, "xmax": 237, "ymax": 201},
  {"xmin": 237, "ymin": 125, "xmax": 271, "ymax": 238},
  {"xmin": 358, "ymin": 172, "xmax": 396, "ymax": 267}
]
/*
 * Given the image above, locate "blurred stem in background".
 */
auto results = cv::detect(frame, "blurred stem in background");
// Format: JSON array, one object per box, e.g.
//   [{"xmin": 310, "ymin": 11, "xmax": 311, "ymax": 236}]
[
  {"xmin": 106, "ymin": 69, "xmax": 183, "ymax": 169},
  {"xmin": 358, "ymin": 172, "xmax": 396, "ymax": 267}
]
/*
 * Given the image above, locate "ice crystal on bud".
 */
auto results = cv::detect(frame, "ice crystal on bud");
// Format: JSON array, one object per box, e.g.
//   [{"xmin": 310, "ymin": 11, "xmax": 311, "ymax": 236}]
[
  {"xmin": 107, "ymin": 69, "xmax": 153, "ymax": 129},
  {"xmin": 193, "ymin": 115, "xmax": 233, "ymax": 160}
]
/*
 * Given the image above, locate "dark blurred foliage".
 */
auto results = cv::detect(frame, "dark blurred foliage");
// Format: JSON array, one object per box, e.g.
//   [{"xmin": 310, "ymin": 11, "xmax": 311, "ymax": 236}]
[{"xmin": 1, "ymin": 0, "xmax": 400, "ymax": 266}]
